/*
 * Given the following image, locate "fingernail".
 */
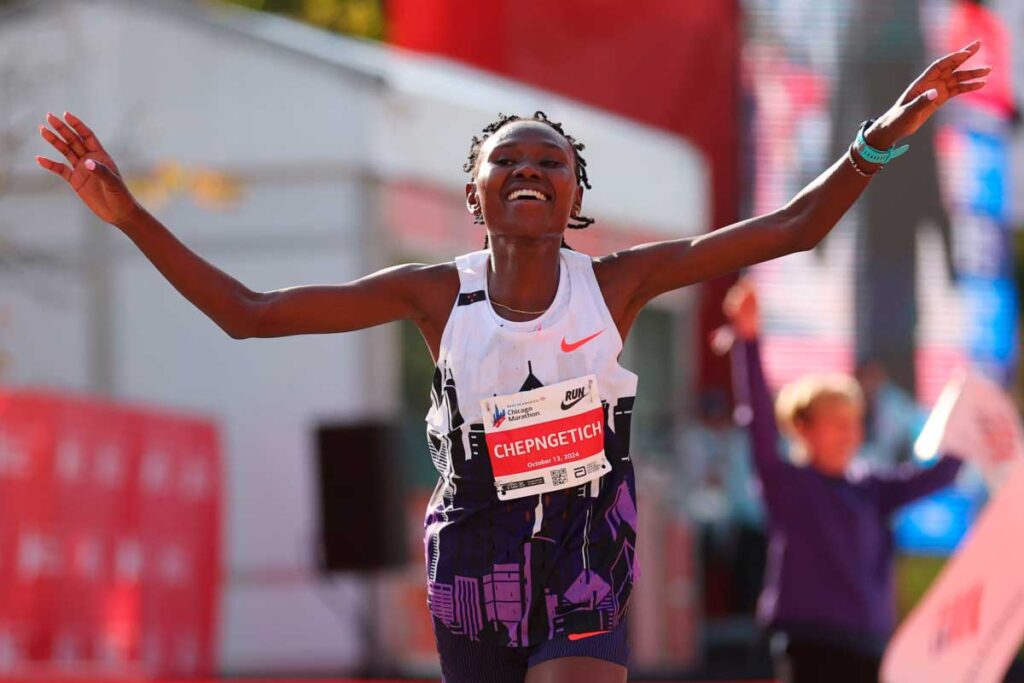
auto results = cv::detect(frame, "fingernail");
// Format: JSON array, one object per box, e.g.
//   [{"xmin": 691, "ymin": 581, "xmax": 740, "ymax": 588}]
[
  {"xmin": 85, "ymin": 160, "xmax": 96, "ymax": 170},
  {"xmin": 927, "ymin": 89, "xmax": 939, "ymax": 101}
]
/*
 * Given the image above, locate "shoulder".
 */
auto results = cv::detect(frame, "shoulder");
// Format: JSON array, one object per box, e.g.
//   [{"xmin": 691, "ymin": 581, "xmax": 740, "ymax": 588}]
[
  {"xmin": 590, "ymin": 248, "xmax": 627, "ymax": 284},
  {"xmin": 409, "ymin": 260, "xmax": 460, "ymax": 297},
  {"xmin": 377, "ymin": 261, "xmax": 459, "ymax": 323},
  {"xmin": 590, "ymin": 248, "xmax": 646, "ymax": 333},
  {"xmin": 395, "ymin": 261, "xmax": 461, "ymax": 358},
  {"xmin": 591, "ymin": 246, "xmax": 655, "ymax": 300},
  {"xmin": 377, "ymin": 260, "xmax": 459, "ymax": 291},
  {"xmin": 452, "ymin": 248, "xmax": 491, "ymax": 277}
]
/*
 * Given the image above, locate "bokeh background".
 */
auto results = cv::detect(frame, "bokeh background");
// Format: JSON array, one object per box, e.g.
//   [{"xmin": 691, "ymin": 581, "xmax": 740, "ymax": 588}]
[{"xmin": 0, "ymin": 0, "xmax": 1021, "ymax": 680}]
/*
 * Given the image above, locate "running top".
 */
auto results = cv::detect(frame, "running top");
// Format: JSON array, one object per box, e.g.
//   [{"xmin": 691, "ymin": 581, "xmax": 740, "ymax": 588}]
[{"xmin": 424, "ymin": 248, "xmax": 639, "ymax": 648}]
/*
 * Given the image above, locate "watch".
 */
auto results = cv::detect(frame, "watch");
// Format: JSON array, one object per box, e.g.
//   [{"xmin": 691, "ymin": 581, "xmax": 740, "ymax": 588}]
[{"xmin": 853, "ymin": 118, "xmax": 910, "ymax": 165}]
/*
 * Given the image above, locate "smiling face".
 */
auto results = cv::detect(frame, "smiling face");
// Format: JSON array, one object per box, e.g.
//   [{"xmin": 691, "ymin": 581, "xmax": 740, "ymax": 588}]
[{"xmin": 466, "ymin": 120, "xmax": 584, "ymax": 240}]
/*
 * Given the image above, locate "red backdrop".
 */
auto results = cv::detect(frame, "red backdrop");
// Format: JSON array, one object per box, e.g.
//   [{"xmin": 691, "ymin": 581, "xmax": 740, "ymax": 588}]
[{"xmin": 0, "ymin": 390, "xmax": 221, "ymax": 679}]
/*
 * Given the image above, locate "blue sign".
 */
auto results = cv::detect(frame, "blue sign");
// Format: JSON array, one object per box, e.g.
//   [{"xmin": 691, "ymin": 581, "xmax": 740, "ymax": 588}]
[{"xmin": 893, "ymin": 489, "xmax": 982, "ymax": 555}]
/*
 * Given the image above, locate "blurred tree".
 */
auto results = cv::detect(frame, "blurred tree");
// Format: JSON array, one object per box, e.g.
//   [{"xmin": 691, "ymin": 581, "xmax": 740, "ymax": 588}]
[{"xmin": 217, "ymin": 0, "xmax": 384, "ymax": 40}]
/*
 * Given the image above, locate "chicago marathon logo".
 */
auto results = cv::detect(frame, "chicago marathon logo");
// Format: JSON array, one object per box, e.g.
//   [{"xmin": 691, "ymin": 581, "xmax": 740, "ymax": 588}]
[{"xmin": 491, "ymin": 404, "xmax": 507, "ymax": 428}]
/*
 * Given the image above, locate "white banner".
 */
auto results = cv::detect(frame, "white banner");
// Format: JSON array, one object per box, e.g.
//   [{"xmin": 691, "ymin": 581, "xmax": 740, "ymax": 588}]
[
  {"xmin": 914, "ymin": 369, "xmax": 1024, "ymax": 489},
  {"xmin": 882, "ymin": 461, "xmax": 1024, "ymax": 683}
]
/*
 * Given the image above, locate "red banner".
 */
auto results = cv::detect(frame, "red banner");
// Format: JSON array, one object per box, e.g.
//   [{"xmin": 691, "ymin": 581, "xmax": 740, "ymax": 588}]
[{"xmin": 0, "ymin": 390, "xmax": 221, "ymax": 679}]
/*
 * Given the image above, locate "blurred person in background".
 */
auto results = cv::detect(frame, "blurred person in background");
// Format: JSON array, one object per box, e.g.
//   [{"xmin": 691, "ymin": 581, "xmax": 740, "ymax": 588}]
[
  {"xmin": 678, "ymin": 390, "xmax": 765, "ymax": 617},
  {"xmin": 721, "ymin": 279, "xmax": 963, "ymax": 683},
  {"xmin": 33, "ymin": 40, "xmax": 987, "ymax": 683}
]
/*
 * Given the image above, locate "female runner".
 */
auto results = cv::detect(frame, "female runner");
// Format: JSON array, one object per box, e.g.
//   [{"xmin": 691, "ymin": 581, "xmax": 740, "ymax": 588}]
[{"xmin": 35, "ymin": 41, "xmax": 987, "ymax": 683}]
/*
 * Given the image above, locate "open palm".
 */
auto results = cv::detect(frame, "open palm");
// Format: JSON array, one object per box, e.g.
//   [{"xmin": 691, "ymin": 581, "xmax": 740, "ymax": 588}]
[
  {"xmin": 879, "ymin": 40, "xmax": 990, "ymax": 144},
  {"xmin": 35, "ymin": 112, "xmax": 140, "ymax": 225}
]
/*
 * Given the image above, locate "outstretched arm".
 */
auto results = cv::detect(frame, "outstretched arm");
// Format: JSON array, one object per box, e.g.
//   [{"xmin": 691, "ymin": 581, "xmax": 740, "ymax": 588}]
[
  {"xmin": 113, "ymin": 205, "xmax": 446, "ymax": 339},
  {"xmin": 600, "ymin": 41, "xmax": 988, "ymax": 309},
  {"xmin": 36, "ymin": 112, "xmax": 452, "ymax": 342},
  {"xmin": 875, "ymin": 455, "xmax": 963, "ymax": 514},
  {"xmin": 723, "ymin": 280, "xmax": 793, "ymax": 514}
]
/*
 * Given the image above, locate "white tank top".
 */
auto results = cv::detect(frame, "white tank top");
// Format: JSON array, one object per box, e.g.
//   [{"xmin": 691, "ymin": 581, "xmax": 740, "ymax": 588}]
[
  {"xmin": 427, "ymin": 248, "xmax": 637, "ymax": 434},
  {"xmin": 422, "ymin": 248, "xmax": 640, "ymax": 648}
]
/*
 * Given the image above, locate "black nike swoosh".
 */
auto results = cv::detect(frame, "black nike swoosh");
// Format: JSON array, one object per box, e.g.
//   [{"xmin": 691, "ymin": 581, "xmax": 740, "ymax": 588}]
[{"xmin": 561, "ymin": 395, "xmax": 586, "ymax": 410}]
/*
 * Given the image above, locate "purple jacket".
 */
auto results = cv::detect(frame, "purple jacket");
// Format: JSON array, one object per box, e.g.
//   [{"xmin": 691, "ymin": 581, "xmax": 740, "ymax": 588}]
[{"xmin": 732, "ymin": 338, "xmax": 961, "ymax": 651}]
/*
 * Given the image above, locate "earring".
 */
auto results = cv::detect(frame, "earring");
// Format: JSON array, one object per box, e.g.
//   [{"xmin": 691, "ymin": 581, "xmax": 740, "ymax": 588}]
[{"xmin": 473, "ymin": 209, "xmax": 484, "ymax": 224}]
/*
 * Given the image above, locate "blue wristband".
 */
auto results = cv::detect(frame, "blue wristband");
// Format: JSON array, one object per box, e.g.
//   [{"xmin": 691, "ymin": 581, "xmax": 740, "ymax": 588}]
[{"xmin": 854, "ymin": 119, "xmax": 909, "ymax": 165}]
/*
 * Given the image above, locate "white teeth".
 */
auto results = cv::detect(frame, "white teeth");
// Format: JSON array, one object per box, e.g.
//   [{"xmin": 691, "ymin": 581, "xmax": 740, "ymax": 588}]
[{"xmin": 507, "ymin": 189, "xmax": 548, "ymax": 201}]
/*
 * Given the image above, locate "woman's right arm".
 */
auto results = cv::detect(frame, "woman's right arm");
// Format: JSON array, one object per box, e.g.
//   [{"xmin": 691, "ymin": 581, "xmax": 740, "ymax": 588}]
[
  {"xmin": 116, "ymin": 204, "xmax": 447, "ymax": 339},
  {"xmin": 36, "ymin": 112, "xmax": 453, "ymax": 342}
]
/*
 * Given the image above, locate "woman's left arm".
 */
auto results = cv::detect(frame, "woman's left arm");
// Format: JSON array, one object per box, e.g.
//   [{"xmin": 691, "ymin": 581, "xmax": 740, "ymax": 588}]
[{"xmin": 603, "ymin": 41, "xmax": 988, "ymax": 308}]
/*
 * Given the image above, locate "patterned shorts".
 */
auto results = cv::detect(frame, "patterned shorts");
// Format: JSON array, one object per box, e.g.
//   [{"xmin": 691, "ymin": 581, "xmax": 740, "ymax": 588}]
[{"xmin": 432, "ymin": 615, "xmax": 630, "ymax": 683}]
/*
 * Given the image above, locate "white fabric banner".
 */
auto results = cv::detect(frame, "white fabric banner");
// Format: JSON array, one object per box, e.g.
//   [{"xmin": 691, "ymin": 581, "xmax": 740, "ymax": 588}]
[
  {"xmin": 914, "ymin": 369, "xmax": 1024, "ymax": 489},
  {"xmin": 882, "ymin": 461, "xmax": 1024, "ymax": 683}
]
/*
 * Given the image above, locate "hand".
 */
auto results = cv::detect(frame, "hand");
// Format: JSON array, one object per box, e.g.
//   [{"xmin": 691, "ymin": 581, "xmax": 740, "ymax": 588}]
[
  {"xmin": 865, "ymin": 40, "xmax": 989, "ymax": 148},
  {"xmin": 723, "ymin": 278, "xmax": 759, "ymax": 340},
  {"xmin": 35, "ymin": 112, "xmax": 142, "ymax": 226}
]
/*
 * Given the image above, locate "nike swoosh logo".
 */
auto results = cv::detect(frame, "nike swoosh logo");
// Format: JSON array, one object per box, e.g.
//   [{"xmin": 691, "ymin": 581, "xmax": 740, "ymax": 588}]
[
  {"xmin": 568, "ymin": 629, "xmax": 611, "ymax": 641},
  {"xmin": 560, "ymin": 329, "xmax": 604, "ymax": 353},
  {"xmin": 561, "ymin": 393, "xmax": 588, "ymax": 411}
]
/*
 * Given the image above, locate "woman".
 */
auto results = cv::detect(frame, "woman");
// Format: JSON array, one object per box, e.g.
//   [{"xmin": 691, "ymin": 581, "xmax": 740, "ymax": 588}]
[
  {"xmin": 35, "ymin": 42, "xmax": 986, "ymax": 683},
  {"xmin": 722, "ymin": 279, "xmax": 963, "ymax": 683}
]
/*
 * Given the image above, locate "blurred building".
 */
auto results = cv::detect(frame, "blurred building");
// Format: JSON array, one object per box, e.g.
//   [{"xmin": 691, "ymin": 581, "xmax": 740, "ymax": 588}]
[{"xmin": 0, "ymin": 0, "xmax": 708, "ymax": 675}]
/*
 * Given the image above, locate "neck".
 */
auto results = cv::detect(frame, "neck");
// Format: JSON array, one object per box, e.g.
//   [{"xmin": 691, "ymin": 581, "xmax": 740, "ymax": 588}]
[
  {"xmin": 486, "ymin": 234, "xmax": 563, "ymax": 321},
  {"xmin": 811, "ymin": 457, "xmax": 850, "ymax": 477}
]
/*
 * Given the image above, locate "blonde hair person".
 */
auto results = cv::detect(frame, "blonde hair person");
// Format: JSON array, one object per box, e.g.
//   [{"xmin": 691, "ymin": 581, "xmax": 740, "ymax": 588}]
[
  {"xmin": 721, "ymin": 278, "xmax": 964, "ymax": 683},
  {"xmin": 775, "ymin": 372, "xmax": 864, "ymax": 467}
]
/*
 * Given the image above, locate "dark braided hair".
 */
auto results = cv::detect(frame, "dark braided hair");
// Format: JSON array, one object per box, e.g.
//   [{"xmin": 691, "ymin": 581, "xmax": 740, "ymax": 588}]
[{"xmin": 464, "ymin": 111, "xmax": 595, "ymax": 248}]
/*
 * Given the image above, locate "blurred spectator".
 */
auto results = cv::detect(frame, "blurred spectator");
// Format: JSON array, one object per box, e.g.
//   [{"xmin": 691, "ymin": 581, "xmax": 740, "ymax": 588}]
[
  {"xmin": 722, "ymin": 279, "xmax": 962, "ymax": 683},
  {"xmin": 679, "ymin": 389, "xmax": 766, "ymax": 617}
]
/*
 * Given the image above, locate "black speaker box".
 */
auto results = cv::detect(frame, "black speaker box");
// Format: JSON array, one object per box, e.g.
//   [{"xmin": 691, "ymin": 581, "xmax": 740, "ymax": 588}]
[{"xmin": 314, "ymin": 421, "xmax": 407, "ymax": 572}]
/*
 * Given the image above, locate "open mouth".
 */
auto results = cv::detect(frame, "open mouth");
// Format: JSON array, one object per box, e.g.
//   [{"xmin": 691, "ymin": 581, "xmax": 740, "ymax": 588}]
[{"xmin": 505, "ymin": 188, "xmax": 550, "ymax": 202}]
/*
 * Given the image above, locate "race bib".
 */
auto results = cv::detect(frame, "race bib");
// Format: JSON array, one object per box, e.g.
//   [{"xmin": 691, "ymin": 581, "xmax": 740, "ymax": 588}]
[{"xmin": 481, "ymin": 374, "xmax": 611, "ymax": 501}]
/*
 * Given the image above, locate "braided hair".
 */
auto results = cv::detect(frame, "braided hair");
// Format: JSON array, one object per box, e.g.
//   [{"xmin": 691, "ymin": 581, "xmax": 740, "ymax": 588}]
[{"xmin": 464, "ymin": 111, "xmax": 595, "ymax": 248}]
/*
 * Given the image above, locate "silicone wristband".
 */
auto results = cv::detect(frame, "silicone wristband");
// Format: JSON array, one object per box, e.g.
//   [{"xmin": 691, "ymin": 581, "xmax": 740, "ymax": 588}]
[{"xmin": 853, "ymin": 119, "xmax": 909, "ymax": 165}]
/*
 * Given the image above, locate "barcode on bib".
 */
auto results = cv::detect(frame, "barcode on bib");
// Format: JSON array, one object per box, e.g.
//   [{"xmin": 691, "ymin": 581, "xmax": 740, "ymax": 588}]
[{"xmin": 551, "ymin": 468, "xmax": 568, "ymax": 486}]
